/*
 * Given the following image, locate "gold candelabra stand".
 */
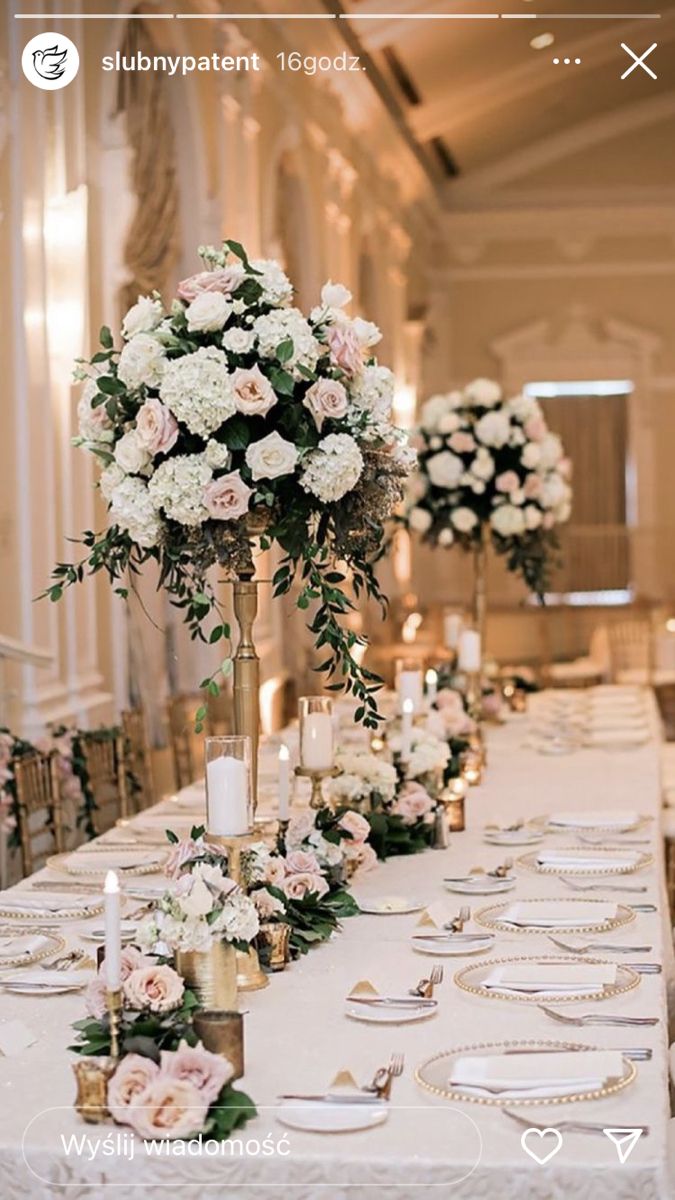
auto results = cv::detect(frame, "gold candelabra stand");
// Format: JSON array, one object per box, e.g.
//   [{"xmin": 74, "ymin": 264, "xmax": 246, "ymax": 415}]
[
  {"xmin": 295, "ymin": 764, "xmax": 341, "ymax": 810},
  {"xmin": 232, "ymin": 575, "xmax": 260, "ymax": 812}
]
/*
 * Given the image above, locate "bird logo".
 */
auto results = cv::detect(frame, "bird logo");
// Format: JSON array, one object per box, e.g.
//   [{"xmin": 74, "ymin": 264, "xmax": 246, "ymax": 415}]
[{"xmin": 31, "ymin": 44, "xmax": 68, "ymax": 82}]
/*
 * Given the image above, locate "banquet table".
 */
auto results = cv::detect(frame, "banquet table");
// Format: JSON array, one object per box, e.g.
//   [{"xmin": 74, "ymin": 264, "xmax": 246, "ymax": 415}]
[{"xmin": 1, "ymin": 690, "xmax": 674, "ymax": 1200}]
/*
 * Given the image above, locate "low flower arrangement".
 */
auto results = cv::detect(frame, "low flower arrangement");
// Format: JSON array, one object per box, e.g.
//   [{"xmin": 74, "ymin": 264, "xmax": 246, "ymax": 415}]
[
  {"xmin": 405, "ymin": 378, "xmax": 572, "ymax": 594},
  {"xmin": 45, "ymin": 241, "xmax": 415, "ymax": 728},
  {"xmin": 423, "ymin": 687, "xmax": 474, "ymax": 778},
  {"xmin": 244, "ymin": 831, "xmax": 361, "ymax": 957},
  {"xmin": 72, "ymin": 948, "xmax": 255, "ymax": 1139}
]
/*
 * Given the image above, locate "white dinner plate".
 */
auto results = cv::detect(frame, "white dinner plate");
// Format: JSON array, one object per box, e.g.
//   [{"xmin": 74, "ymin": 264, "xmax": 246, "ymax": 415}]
[
  {"xmin": 484, "ymin": 829, "xmax": 544, "ymax": 847},
  {"xmin": 345, "ymin": 1000, "xmax": 437, "ymax": 1024},
  {"xmin": 444, "ymin": 877, "xmax": 516, "ymax": 896},
  {"xmin": 412, "ymin": 935, "xmax": 494, "ymax": 957},
  {"xmin": 276, "ymin": 1099, "xmax": 388, "ymax": 1133},
  {"xmin": 80, "ymin": 920, "xmax": 139, "ymax": 944},
  {"xmin": 357, "ymin": 896, "xmax": 424, "ymax": 915}
]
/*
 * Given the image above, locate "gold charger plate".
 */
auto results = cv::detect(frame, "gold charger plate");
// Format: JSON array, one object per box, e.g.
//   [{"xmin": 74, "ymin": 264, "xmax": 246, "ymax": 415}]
[
  {"xmin": 453, "ymin": 955, "xmax": 640, "ymax": 1005},
  {"xmin": 415, "ymin": 1039, "xmax": 636, "ymax": 1107},
  {"xmin": 46, "ymin": 849, "xmax": 167, "ymax": 878},
  {"xmin": 517, "ymin": 847, "xmax": 653, "ymax": 876},
  {"xmin": 536, "ymin": 813, "xmax": 652, "ymax": 836},
  {"xmin": 0, "ymin": 927, "xmax": 65, "ymax": 967},
  {"xmin": 474, "ymin": 898, "xmax": 635, "ymax": 936},
  {"xmin": 0, "ymin": 898, "xmax": 104, "ymax": 923}
]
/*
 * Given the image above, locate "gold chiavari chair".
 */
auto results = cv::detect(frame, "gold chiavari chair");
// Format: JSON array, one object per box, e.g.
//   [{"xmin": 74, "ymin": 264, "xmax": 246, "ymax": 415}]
[
  {"xmin": 121, "ymin": 707, "xmax": 155, "ymax": 810},
  {"xmin": 607, "ymin": 618, "xmax": 653, "ymax": 685},
  {"xmin": 166, "ymin": 694, "xmax": 201, "ymax": 791},
  {"xmin": 14, "ymin": 749, "xmax": 63, "ymax": 877},
  {"xmin": 80, "ymin": 731, "xmax": 129, "ymax": 833}
]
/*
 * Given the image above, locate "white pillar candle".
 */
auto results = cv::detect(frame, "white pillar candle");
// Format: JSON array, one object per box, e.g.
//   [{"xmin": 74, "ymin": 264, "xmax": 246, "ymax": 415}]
[
  {"xmin": 399, "ymin": 669, "xmax": 423, "ymax": 714},
  {"xmin": 458, "ymin": 629, "xmax": 481, "ymax": 673},
  {"xmin": 443, "ymin": 613, "xmax": 463, "ymax": 650},
  {"xmin": 401, "ymin": 698, "xmax": 414, "ymax": 761},
  {"xmin": 425, "ymin": 668, "xmax": 438, "ymax": 706},
  {"xmin": 103, "ymin": 870, "xmax": 121, "ymax": 991},
  {"xmin": 278, "ymin": 743, "xmax": 290, "ymax": 821},
  {"xmin": 301, "ymin": 712, "xmax": 334, "ymax": 770},
  {"xmin": 206, "ymin": 755, "xmax": 249, "ymax": 836}
]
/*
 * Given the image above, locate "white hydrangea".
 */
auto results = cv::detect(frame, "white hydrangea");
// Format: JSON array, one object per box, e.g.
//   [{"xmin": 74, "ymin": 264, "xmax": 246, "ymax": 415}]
[
  {"xmin": 109, "ymin": 477, "xmax": 162, "ymax": 548},
  {"xmin": 471, "ymin": 447, "xmax": 496, "ymax": 481},
  {"xmin": 507, "ymin": 393, "xmax": 541, "ymax": 422},
  {"xmin": 426, "ymin": 450, "xmax": 464, "ymax": 489},
  {"xmin": 222, "ymin": 327, "xmax": 256, "ymax": 356},
  {"xmin": 438, "ymin": 528, "xmax": 454, "ymax": 547},
  {"xmin": 159, "ymin": 346, "xmax": 235, "ymax": 438},
  {"xmin": 540, "ymin": 472, "xmax": 568, "ymax": 510},
  {"xmin": 524, "ymin": 505, "xmax": 543, "ymax": 530},
  {"xmin": 521, "ymin": 442, "xmax": 541, "ymax": 469},
  {"xmin": 539, "ymin": 432, "xmax": 563, "ymax": 469},
  {"xmin": 99, "ymin": 462, "xmax": 125, "ymax": 501},
  {"xmin": 253, "ymin": 309, "xmax": 321, "ymax": 379},
  {"xmin": 420, "ymin": 393, "xmax": 459, "ymax": 434},
  {"xmin": 475, "ymin": 410, "xmax": 511, "ymax": 448},
  {"xmin": 117, "ymin": 333, "xmax": 167, "ymax": 391},
  {"xmin": 212, "ymin": 891, "xmax": 260, "ymax": 944},
  {"xmin": 451, "ymin": 506, "xmax": 478, "ymax": 533},
  {"xmin": 204, "ymin": 439, "xmax": 231, "ymax": 470},
  {"xmin": 250, "ymin": 259, "xmax": 294, "ymax": 307},
  {"xmin": 121, "ymin": 295, "xmax": 164, "ymax": 340},
  {"xmin": 391, "ymin": 437, "xmax": 418, "ymax": 473},
  {"xmin": 408, "ymin": 506, "xmax": 432, "ymax": 533},
  {"xmin": 463, "ymin": 378, "xmax": 502, "ymax": 408},
  {"xmin": 148, "ymin": 453, "xmax": 212, "ymax": 527},
  {"xmin": 491, "ymin": 503, "xmax": 526, "ymax": 538},
  {"xmin": 300, "ymin": 433, "xmax": 364, "ymax": 503},
  {"xmin": 349, "ymin": 365, "xmax": 395, "ymax": 415}
]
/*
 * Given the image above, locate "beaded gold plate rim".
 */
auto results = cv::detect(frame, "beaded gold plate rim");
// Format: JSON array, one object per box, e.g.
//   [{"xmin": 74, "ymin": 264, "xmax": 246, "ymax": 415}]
[
  {"xmin": 536, "ymin": 813, "xmax": 652, "ymax": 836},
  {"xmin": 453, "ymin": 954, "xmax": 640, "ymax": 1005},
  {"xmin": 474, "ymin": 898, "xmax": 636, "ymax": 936},
  {"xmin": 0, "ymin": 900, "xmax": 104, "ymax": 922},
  {"xmin": 0, "ymin": 927, "xmax": 66, "ymax": 967},
  {"xmin": 46, "ymin": 851, "xmax": 166, "ymax": 878},
  {"xmin": 414, "ymin": 1039, "xmax": 637, "ymax": 1107},
  {"xmin": 517, "ymin": 847, "xmax": 653, "ymax": 876}
]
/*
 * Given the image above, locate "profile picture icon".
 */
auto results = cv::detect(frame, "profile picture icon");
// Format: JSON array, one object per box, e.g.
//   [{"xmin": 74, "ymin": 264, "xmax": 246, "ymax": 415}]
[{"xmin": 21, "ymin": 32, "xmax": 80, "ymax": 90}]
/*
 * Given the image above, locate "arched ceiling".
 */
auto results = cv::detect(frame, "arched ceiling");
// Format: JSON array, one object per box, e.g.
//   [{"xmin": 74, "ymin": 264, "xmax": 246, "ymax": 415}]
[{"xmin": 340, "ymin": 0, "xmax": 675, "ymax": 207}]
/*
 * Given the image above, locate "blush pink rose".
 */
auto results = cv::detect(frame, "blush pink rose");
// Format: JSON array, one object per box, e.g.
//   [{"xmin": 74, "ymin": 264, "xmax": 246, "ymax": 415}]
[
  {"xmin": 524, "ymin": 415, "xmax": 547, "ymax": 442},
  {"xmin": 123, "ymin": 964, "xmax": 185, "ymax": 1014},
  {"xmin": 542, "ymin": 512, "xmax": 555, "ymax": 529},
  {"xmin": 108, "ymin": 1055, "xmax": 160, "ymax": 1123},
  {"xmin": 283, "ymin": 871, "xmax": 329, "ymax": 900},
  {"xmin": 495, "ymin": 470, "xmax": 520, "ymax": 494},
  {"xmin": 324, "ymin": 323, "xmax": 364, "ymax": 377},
  {"xmin": 160, "ymin": 1039, "xmax": 233, "ymax": 1105},
  {"xmin": 203, "ymin": 471, "xmax": 253, "ymax": 521},
  {"xmin": 265, "ymin": 858, "xmax": 287, "ymax": 887},
  {"xmin": 125, "ymin": 1077, "xmax": 209, "ymax": 1140},
  {"xmin": 338, "ymin": 809, "xmax": 371, "ymax": 844},
  {"xmin": 303, "ymin": 378, "xmax": 349, "ymax": 431},
  {"xmin": 448, "ymin": 432, "xmax": 476, "ymax": 454},
  {"xmin": 523, "ymin": 475, "xmax": 543, "ymax": 499},
  {"xmin": 435, "ymin": 688, "xmax": 465, "ymax": 717},
  {"xmin": 344, "ymin": 841, "xmax": 378, "ymax": 874},
  {"xmin": 177, "ymin": 267, "xmax": 244, "ymax": 303},
  {"xmin": 393, "ymin": 782, "xmax": 435, "ymax": 826},
  {"xmin": 231, "ymin": 366, "xmax": 277, "ymax": 417},
  {"xmin": 136, "ymin": 398, "xmax": 179, "ymax": 456},
  {"xmin": 284, "ymin": 849, "xmax": 322, "ymax": 875}
]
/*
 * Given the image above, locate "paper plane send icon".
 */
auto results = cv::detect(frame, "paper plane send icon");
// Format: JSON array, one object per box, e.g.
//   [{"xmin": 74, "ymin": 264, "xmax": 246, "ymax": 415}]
[{"xmin": 603, "ymin": 1128, "xmax": 644, "ymax": 1163}]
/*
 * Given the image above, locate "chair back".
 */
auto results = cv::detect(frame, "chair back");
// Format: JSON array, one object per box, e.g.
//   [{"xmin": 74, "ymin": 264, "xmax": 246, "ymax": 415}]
[
  {"xmin": 80, "ymin": 732, "xmax": 129, "ymax": 832},
  {"xmin": 121, "ymin": 708, "xmax": 154, "ymax": 810},
  {"xmin": 14, "ymin": 749, "xmax": 63, "ymax": 877},
  {"xmin": 608, "ymin": 618, "xmax": 653, "ymax": 682},
  {"xmin": 166, "ymin": 694, "xmax": 200, "ymax": 791}
]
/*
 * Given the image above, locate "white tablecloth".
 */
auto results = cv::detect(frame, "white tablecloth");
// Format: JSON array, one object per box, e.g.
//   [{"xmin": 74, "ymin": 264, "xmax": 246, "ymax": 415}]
[{"xmin": 1, "ymin": 692, "xmax": 673, "ymax": 1199}]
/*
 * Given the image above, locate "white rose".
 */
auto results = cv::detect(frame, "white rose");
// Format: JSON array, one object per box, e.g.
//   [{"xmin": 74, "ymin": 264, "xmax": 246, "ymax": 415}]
[
  {"xmin": 222, "ymin": 327, "xmax": 256, "ymax": 355},
  {"xmin": 475, "ymin": 411, "xmax": 510, "ymax": 448},
  {"xmin": 117, "ymin": 334, "xmax": 166, "ymax": 391},
  {"xmin": 114, "ymin": 429, "xmax": 151, "ymax": 475},
  {"xmin": 541, "ymin": 473, "xmax": 567, "ymax": 509},
  {"xmin": 245, "ymin": 431, "xmax": 299, "ymax": 481},
  {"xmin": 464, "ymin": 378, "xmax": 502, "ymax": 408},
  {"xmin": 321, "ymin": 281, "xmax": 352, "ymax": 309},
  {"xmin": 204, "ymin": 440, "xmax": 231, "ymax": 470},
  {"xmin": 186, "ymin": 291, "xmax": 231, "ymax": 333},
  {"xmin": 352, "ymin": 317, "xmax": 382, "ymax": 347},
  {"xmin": 524, "ymin": 505, "xmax": 542, "ymax": 530},
  {"xmin": 99, "ymin": 463, "xmax": 125, "ymax": 501},
  {"xmin": 438, "ymin": 412, "xmax": 461, "ymax": 435},
  {"xmin": 122, "ymin": 296, "xmax": 164, "ymax": 340},
  {"xmin": 438, "ymin": 528, "xmax": 454, "ymax": 547},
  {"xmin": 491, "ymin": 503, "xmax": 526, "ymax": 538},
  {"xmin": 521, "ymin": 442, "xmax": 541, "ymax": 469},
  {"xmin": 451, "ymin": 507, "xmax": 478, "ymax": 533},
  {"xmin": 539, "ymin": 432, "xmax": 563, "ymax": 469},
  {"xmin": 426, "ymin": 450, "xmax": 464, "ymax": 489},
  {"xmin": 178, "ymin": 877, "xmax": 214, "ymax": 920},
  {"xmin": 409, "ymin": 506, "xmax": 432, "ymax": 533}
]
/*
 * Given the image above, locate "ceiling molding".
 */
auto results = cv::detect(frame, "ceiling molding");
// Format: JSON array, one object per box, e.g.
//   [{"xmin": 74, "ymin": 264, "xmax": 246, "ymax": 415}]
[
  {"xmin": 445, "ymin": 92, "xmax": 675, "ymax": 202},
  {"xmin": 408, "ymin": 12, "xmax": 675, "ymax": 143},
  {"xmin": 443, "ymin": 202, "xmax": 675, "ymax": 245}
]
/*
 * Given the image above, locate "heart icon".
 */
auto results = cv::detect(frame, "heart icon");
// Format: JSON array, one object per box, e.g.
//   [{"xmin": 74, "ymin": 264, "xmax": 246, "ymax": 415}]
[{"xmin": 521, "ymin": 1127, "xmax": 563, "ymax": 1165}]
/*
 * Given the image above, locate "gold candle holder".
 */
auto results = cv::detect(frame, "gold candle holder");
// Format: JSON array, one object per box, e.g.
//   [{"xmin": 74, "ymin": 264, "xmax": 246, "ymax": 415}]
[
  {"xmin": 461, "ymin": 750, "xmax": 483, "ymax": 787},
  {"xmin": 294, "ymin": 764, "xmax": 341, "ymax": 810},
  {"xmin": 257, "ymin": 921, "xmax": 291, "ymax": 972},
  {"xmin": 106, "ymin": 988, "xmax": 123, "ymax": 1061},
  {"xmin": 465, "ymin": 670, "xmax": 482, "ymax": 723},
  {"xmin": 193, "ymin": 1010, "xmax": 244, "ymax": 1080},
  {"xmin": 232, "ymin": 576, "xmax": 260, "ymax": 811},
  {"xmin": 72, "ymin": 1057, "xmax": 116, "ymax": 1124},
  {"xmin": 205, "ymin": 832, "xmax": 255, "ymax": 886},
  {"xmin": 441, "ymin": 778, "xmax": 468, "ymax": 831}
]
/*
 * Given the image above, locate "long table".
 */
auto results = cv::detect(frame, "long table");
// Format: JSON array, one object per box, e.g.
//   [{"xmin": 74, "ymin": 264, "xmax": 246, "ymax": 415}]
[{"xmin": 1, "ymin": 692, "xmax": 674, "ymax": 1198}]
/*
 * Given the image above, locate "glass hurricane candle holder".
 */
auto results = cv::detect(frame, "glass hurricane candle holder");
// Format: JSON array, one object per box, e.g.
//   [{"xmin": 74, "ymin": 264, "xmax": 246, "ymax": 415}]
[
  {"xmin": 298, "ymin": 697, "xmax": 334, "ymax": 770},
  {"xmin": 205, "ymin": 735, "xmax": 253, "ymax": 838},
  {"xmin": 395, "ymin": 658, "xmax": 424, "ymax": 714}
]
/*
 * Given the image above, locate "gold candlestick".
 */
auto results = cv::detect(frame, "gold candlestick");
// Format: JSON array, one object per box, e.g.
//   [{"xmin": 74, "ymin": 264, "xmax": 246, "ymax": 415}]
[
  {"xmin": 106, "ymin": 988, "xmax": 123, "ymax": 1061},
  {"xmin": 294, "ymin": 765, "xmax": 340, "ymax": 810},
  {"xmin": 232, "ymin": 576, "xmax": 260, "ymax": 812},
  {"xmin": 465, "ymin": 669, "xmax": 482, "ymax": 723},
  {"xmin": 205, "ymin": 832, "xmax": 255, "ymax": 885}
]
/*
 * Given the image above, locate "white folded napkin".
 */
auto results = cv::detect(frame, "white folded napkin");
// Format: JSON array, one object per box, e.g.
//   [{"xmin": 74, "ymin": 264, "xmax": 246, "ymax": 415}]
[
  {"xmin": 548, "ymin": 810, "xmax": 640, "ymax": 830},
  {"xmin": 450, "ymin": 1050, "xmax": 624, "ymax": 1097},
  {"xmin": 0, "ymin": 967, "xmax": 90, "ymax": 987},
  {"xmin": 64, "ymin": 850, "xmax": 163, "ymax": 870},
  {"xmin": 0, "ymin": 893, "xmax": 98, "ymax": 914},
  {"xmin": 0, "ymin": 934, "xmax": 50, "ymax": 957},
  {"xmin": 498, "ymin": 902, "xmax": 618, "ymax": 928},
  {"xmin": 483, "ymin": 962, "xmax": 617, "ymax": 995},
  {"xmin": 536, "ymin": 848, "xmax": 641, "ymax": 870}
]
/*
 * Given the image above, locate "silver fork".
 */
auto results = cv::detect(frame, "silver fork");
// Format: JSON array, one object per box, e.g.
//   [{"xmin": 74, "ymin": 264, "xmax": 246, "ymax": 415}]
[
  {"xmin": 41, "ymin": 949, "xmax": 85, "ymax": 971},
  {"xmin": 503, "ymin": 1109, "xmax": 649, "ymax": 1137},
  {"xmin": 538, "ymin": 1004, "xmax": 659, "ymax": 1027},
  {"xmin": 368, "ymin": 1052, "xmax": 405, "ymax": 1100},
  {"xmin": 561, "ymin": 877, "xmax": 647, "ymax": 894},
  {"xmin": 547, "ymin": 936, "xmax": 653, "ymax": 955},
  {"xmin": 409, "ymin": 964, "xmax": 444, "ymax": 998},
  {"xmin": 443, "ymin": 906, "xmax": 471, "ymax": 932}
]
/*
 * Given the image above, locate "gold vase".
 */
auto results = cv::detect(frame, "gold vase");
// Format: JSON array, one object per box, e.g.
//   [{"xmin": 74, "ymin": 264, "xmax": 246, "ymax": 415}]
[
  {"xmin": 233, "ymin": 576, "xmax": 260, "ymax": 810},
  {"xmin": 236, "ymin": 943, "xmax": 269, "ymax": 991},
  {"xmin": 175, "ymin": 941, "xmax": 238, "ymax": 1010}
]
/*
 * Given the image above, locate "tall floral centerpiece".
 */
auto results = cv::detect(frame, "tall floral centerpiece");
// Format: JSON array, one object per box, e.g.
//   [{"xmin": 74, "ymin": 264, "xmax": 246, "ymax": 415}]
[
  {"xmin": 45, "ymin": 241, "xmax": 414, "ymax": 740},
  {"xmin": 405, "ymin": 378, "xmax": 572, "ymax": 643}
]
